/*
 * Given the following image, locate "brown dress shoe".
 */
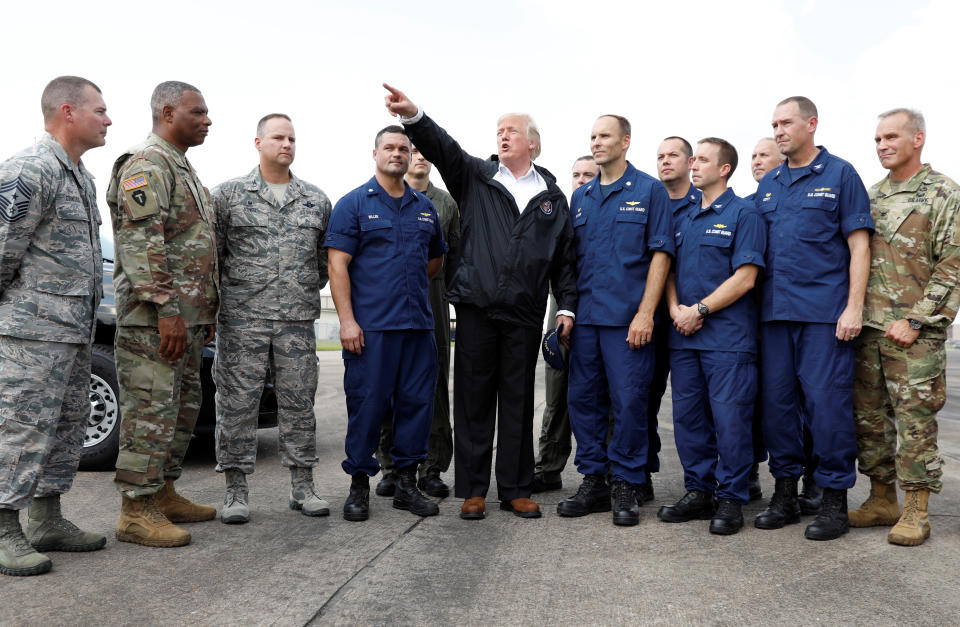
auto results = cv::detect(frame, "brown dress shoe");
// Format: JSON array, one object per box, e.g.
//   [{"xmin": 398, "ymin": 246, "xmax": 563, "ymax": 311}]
[
  {"xmin": 500, "ymin": 497, "xmax": 542, "ymax": 518},
  {"xmin": 460, "ymin": 497, "xmax": 485, "ymax": 520}
]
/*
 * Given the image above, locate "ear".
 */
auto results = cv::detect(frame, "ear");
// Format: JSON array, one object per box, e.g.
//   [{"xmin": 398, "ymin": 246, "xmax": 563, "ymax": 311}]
[
  {"xmin": 255, "ymin": 137, "xmax": 262, "ymax": 151},
  {"xmin": 687, "ymin": 155, "xmax": 694, "ymax": 168},
  {"xmin": 807, "ymin": 116, "xmax": 819, "ymax": 134},
  {"xmin": 162, "ymin": 104, "xmax": 176, "ymax": 124},
  {"xmin": 622, "ymin": 134, "xmax": 631, "ymax": 150},
  {"xmin": 720, "ymin": 163, "xmax": 732, "ymax": 178},
  {"xmin": 914, "ymin": 131, "xmax": 925, "ymax": 150},
  {"xmin": 60, "ymin": 102, "xmax": 74, "ymax": 123}
]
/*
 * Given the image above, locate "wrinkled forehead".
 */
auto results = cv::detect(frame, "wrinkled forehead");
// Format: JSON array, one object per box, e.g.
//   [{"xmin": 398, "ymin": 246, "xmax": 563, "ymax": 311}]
[
  {"xmin": 378, "ymin": 132, "xmax": 410, "ymax": 149},
  {"xmin": 754, "ymin": 138, "xmax": 778, "ymax": 154},
  {"xmin": 658, "ymin": 139, "xmax": 686, "ymax": 156}
]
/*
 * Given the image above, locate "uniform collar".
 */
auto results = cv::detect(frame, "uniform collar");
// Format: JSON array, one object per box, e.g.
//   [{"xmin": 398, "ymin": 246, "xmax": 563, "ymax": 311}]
[
  {"xmin": 877, "ymin": 163, "xmax": 932, "ymax": 197},
  {"xmin": 147, "ymin": 132, "xmax": 191, "ymax": 169},
  {"xmin": 363, "ymin": 175, "xmax": 419, "ymax": 209},
  {"xmin": 698, "ymin": 187, "xmax": 736, "ymax": 215},
  {"xmin": 772, "ymin": 145, "xmax": 830, "ymax": 185},
  {"xmin": 582, "ymin": 161, "xmax": 640, "ymax": 199},
  {"xmin": 672, "ymin": 183, "xmax": 702, "ymax": 214},
  {"xmin": 245, "ymin": 166, "xmax": 305, "ymax": 201},
  {"xmin": 40, "ymin": 132, "xmax": 91, "ymax": 185}
]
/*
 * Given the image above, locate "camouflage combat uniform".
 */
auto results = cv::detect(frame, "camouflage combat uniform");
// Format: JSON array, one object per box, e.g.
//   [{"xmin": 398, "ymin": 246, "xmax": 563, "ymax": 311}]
[
  {"xmin": 855, "ymin": 164, "xmax": 960, "ymax": 492},
  {"xmin": 107, "ymin": 133, "xmax": 218, "ymax": 498},
  {"xmin": 377, "ymin": 181, "xmax": 459, "ymax": 479},
  {"xmin": 0, "ymin": 134, "xmax": 103, "ymax": 509},
  {"xmin": 211, "ymin": 167, "xmax": 332, "ymax": 474}
]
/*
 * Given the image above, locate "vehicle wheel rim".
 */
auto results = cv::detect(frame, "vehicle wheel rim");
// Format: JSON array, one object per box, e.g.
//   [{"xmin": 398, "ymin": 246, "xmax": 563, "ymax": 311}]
[{"xmin": 86, "ymin": 373, "xmax": 119, "ymax": 448}]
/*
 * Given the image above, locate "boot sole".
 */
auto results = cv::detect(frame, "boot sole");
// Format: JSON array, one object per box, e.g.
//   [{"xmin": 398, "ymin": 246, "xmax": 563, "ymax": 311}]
[
  {"xmin": 392, "ymin": 501, "xmax": 439, "ymax": 517},
  {"xmin": 221, "ymin": 514, "xmax": 249, "ymax": 524},
  {"xmin": 31, "ymin": 537, "xmax": 106, "ymax": 552},
  {"xmin": 164, "ymin": 513, "xmax": 216, "ymax": 523},
  {"xmin": 459, "ymin": 511, "xmax": 485, "ymax": 520},
  {"xmin": 754, "ymin": 512, "xmax": 801, "ymax": 529},
  {"xmin": 804, "ymin": 527, "xmax": 849, "ymax": 540},
  {"xmin": 709, "ymin": 521, "xmax": 744, "ymax": 535},
  {"xmin": 342, "ymin": 512, "xmax": 369, "ymax": 522},
  {"xmin": 289, "ymin": 500, "xmax": 331, "ymax": 517},
  {"xmin": 499, "ymin": 503, "xmax": 542, "ymax": 518},
  {"xmin": 0, "ymin": 560, "xmax": 52, "ymax": 576},
  {"xmin": 116, "ymin": 530, "xmax": 190, "ymax": 547},
  {"xmin": 557, "ymin": 500, "xmax": 612, "ymax": 517},
  {"xmin": 849, "ymin": 515, "xmax": 900, "ymax": 528},
  {"xmin": 658, "ymin": 508, "xmax": 715, "ymax": 523},
  {"xmin": 613, "ymin": 513, "xmax": 639, "ymax": 526},
  {"xmin": 888, "ymin": 527, "xmax": 930, "ymax": 546}
]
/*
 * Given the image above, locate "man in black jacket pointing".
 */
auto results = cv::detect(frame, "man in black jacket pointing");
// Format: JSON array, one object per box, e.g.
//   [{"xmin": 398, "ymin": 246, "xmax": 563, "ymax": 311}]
[{"xmin": 384, "ymin": 84, "xmax": 578, "ymax": 520}]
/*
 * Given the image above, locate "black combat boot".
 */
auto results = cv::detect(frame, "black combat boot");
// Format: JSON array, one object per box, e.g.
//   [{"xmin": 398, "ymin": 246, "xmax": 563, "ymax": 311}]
[
  {"xmin": 798, "ymin": 475, "xmax": 823, "ymax": 515},
  {"xmin": 754, "ymin": 477, "xmax": 801, "ymax": 529},
  {"xmin": 611, "ymin": 480, "xmax": 640, "ymax": 526},
  {"xmin": 557, "ymin": 474, "xmax": 610, "ymax": 517},
  {"xmin": 748, "ymin": 464, "xmax": 762, "ymax": 502},
  {"xmin": 417, "ymin": 473, "xmax": 450, "ymax": 498},
  {"xmin": 343, "ymin": 474, "xmax": 370, "ymax": 522},
  {"xmin": 375, "ymin": 472, "xmax": 397, "ymax": 497},
  {"xmin": 804, "ymin": 488, "xmax": 849, "ymax": 541},
  {"xmin": 657, "ymin": 490, "xmax": 717, "ymax": 523},
  {"xmin": 393, "ymin": 467, "xmax": 439, "ymax": 517},
  {"xmin": 636, "ymin": 471, "xmax": 655, "ymax": 504},
  {"xmin": 709, "ymin": 499, "xmax": 744, "ymax": 535}
]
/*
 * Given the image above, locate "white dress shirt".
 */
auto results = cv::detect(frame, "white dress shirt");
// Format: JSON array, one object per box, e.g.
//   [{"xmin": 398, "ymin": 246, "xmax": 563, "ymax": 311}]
[{"xmin": 493, "ymin": 161, "xmax": 547, "ymax": 213}]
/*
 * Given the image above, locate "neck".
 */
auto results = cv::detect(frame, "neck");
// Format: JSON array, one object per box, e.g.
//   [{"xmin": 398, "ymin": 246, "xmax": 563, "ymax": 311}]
[
  {"xmin": 599, "ymin": 159, "xmax": 627, "ymax": 185},
  {"xmin": 663, "ymin": 178, "xmax": 690, "ymax": 200},
  {"xmin": 153, "ymin": 125, "xmax": 188, "ymax": 153},
  {"xmin": 405, "ymin": 173, "xmax": 429, "ymax": 192},
  {"xmin": 260, "ymin": 161, "xmax": 291, "ymax": 184},
  {"xmin": 888, "ymin": 160, "xmax": 923, "ymax": 183},
  {"xmin": 45, "ymin": 124, "xmax": 84, "ymax": 165},
  {"xmin": 501, "ymin": 157, "xmax": 532, "ymax": 179},
  {"xmin": 700, "ymin": 182, "xmax": 727, "ymax": 208},
  {"xmin": 376, "ymin": 171, "xmax": 406, "ymax": 197},
  {"xmin": 786, "ymin": 144, "xmax": 819, "ymax": 168}
]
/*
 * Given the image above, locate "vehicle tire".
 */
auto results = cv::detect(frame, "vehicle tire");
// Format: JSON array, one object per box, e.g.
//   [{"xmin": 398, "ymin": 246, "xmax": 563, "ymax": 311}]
[{"xmin": 80, "ymin": 344, "xmax": 122, "ymax": 471}]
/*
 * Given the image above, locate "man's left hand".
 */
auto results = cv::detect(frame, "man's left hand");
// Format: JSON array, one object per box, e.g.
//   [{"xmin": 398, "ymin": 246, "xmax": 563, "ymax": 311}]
[
  {"xmin": 885, "ymin": 319, "xmax": 921, "ymax": 348},
  {"xmin": 204, "ymin": 324, "xmax": 216, "ymax": 344},
  {"xmin": 627, "ymin": 311, "xmax": 654, "ymax": 349},
  {"xmin": 673, "ymin": 304, "xmax": 703, "ymax": 336},
  {"xmin": 836, "ymin": 305, "xmax": 863, "ymax": 341},
  {"xmin": 556, "ymin": 314, "xmax": 574, "ymax": 349}
]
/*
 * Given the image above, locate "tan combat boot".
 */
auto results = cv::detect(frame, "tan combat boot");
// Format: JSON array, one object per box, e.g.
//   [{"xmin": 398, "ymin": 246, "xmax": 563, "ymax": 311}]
[
  {"xmin": 155, "ymin": 479, "xmax": 216, "ymax": 522},
  {"xmin": 848, "ymin": 478, "xmax": 900, "ymax": 527},
  {"xmin": 116, "ymin": 495, "xmax": 191, "ymax": 547},
  {"xmin": 888, "ymin": 489, "xmax": 931, "ymax": 546}
]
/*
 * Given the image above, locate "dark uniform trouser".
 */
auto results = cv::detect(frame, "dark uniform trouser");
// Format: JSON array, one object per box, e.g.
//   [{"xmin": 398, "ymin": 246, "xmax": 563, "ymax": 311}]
[
  {"xmin": 0, "ymin": 336, "xmax": 90, "ymax": 509},
  {"xmin": 760, "ymin": 321, "xmax": 857, "ymax": 490},
  {"xmin": 377, "ymin": 277, "xmax": 453, "ymax": 478},
  {"xmin": 214, "ymin": 318, "xmax": 319, "ymax": 474},
  {"xmin": 343, "ymin": 330, "xmax": 436, "ymax": 477},
  {"xmin": 453, "ymin": 305, "xmax": 541, "ymax": 501},
  {"xmin": 114, "ymin": 325, "xmax": 204, "ymax": 497},
  {"xmin": 854, "ymin": 327, "xmax": 945, "ymax": 492}
]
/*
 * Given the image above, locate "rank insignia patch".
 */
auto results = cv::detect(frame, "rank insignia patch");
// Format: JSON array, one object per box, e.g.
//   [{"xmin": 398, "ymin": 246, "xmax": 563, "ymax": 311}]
[
  {"xmin": 0, "ymin": 176, "xmax": 33, "ymax": 223},
  {"xmin": 540, "ymin": 200, "xmax": 553, "ymax": 215}
]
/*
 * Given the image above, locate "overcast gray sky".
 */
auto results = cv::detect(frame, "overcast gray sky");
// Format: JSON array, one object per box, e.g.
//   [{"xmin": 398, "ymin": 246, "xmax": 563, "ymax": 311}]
[{"xmin": 4, "ymin": 0, "xmax": 957, "ymax": 223}]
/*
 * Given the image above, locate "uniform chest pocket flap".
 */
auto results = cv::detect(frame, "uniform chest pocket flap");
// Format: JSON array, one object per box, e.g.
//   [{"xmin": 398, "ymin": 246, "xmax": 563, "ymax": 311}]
[
  {"xmin": 615, "ymin": 211, "xmax": 648, "ymax": 225},
  {"xmin": 231, "ymin": 208, "xmax": 271, "ymax": 227},
  {"xmin": 56, "ymin": 201, "xmax": 89, "ymax": 222},
  {"xmin": 573, "ymin": 212, "xmax": 587, "ymax": 228},
  {"xmin": 701, "ymin": 234, "xmax": 733, "ymax": 248},
  {"xmin": 298, "ymin": 213, "xmax": 325, "ymax": 230},
  {"xmin": 359, "ymin": 218, "xmax": 392, "ymax": 232}
]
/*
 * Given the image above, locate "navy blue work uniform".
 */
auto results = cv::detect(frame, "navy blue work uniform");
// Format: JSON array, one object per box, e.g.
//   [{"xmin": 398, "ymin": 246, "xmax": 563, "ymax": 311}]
[
  {"xmin": 670, "ymin": 188, "xmax": 766, "ymax": 503},
  {"xmin": 325, "ymin": 177, "xmax": 447, "ymax": 477},
  {"xmin": 568, "ymin": 162, "xmax": 674, "ymax": 486},
  {"xmin": 754, "ymin": 147, "xmax": 873, "ymax": 489}
]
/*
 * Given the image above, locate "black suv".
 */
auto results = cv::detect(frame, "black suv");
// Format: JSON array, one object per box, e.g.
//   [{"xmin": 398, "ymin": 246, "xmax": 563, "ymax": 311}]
[{"xmin": 82, "ymin": 238, "xmax": 278, "ymax": 470}]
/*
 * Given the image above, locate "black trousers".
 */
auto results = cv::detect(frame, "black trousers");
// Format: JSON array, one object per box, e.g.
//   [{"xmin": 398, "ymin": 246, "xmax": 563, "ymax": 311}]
[{"xmin": 453, "ymin": 305, "xmax": 542, "ymax": 501}]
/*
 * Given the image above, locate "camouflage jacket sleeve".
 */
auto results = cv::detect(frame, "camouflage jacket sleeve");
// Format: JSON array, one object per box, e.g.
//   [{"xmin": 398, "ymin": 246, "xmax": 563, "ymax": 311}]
[
  {"xmin": 317, "ymin": 192, "xmax": 333, "ymax": 289},
  {"xmin": 110, "ymin": 155, "xmax": 181, "ymax": 318},
  {"xmin": 211, "ymin": 182, "xmax": 230, "ymax": 278},
  {"xmin": 907, "ymin": 187, "xmax": 960, "ymax": 326},
  {"xmin": 0, "ymin": 156, "xmax": 48, "ymax": 293}
]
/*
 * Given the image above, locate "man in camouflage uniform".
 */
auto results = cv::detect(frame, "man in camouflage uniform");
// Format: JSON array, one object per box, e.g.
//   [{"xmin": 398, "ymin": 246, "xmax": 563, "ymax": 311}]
[
  {"xmin": 0, "ymin": 76, "xmax": 110, "ymax": 576},
  {"xmin": 850, "ymin": 108, "xmax": 960, "ymax": 546},
  {"xmin": 212, "ymin": 114, "xmax": 332, "ymax": 523},
  {"xmin": 107, "ymin": 81, "xmax": 219, "ymax": 548},
  {"xmin": 376, "ymin": 143, "xmax": 459, "ymax": 499}
]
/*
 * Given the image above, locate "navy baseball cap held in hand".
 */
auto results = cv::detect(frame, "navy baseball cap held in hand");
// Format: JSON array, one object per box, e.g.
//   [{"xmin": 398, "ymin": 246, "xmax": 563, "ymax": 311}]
[{"xmin": 542, "ymin": 325, "xmax": 567, "ymax": 370}]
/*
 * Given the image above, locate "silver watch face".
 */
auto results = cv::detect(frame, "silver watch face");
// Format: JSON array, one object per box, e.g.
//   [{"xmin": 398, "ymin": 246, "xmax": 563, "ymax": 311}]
[
  {"xmin": 909, "ymin": 319, "xmax": 922, "ymax": 330},
  {"xmin": 698, "ymin": 303, "xmax": 708, "ymax": 315}
]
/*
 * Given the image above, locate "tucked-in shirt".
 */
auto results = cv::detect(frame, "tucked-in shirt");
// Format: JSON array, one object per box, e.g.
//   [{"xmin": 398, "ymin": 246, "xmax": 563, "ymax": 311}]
[
  {"xmin": 493, "ymin": 161, "xmax": 547, "ymax": 214},
  {"xmin": 325, "ymin": 176, "xmax": 447, "ymax": 331},
  {"xmin": 671, "ymin": 188, "xmax": 766, "ymax": 353},
  {"xmin": 569, "ymin": 162, "xmax": 674, "ymax": 325},
  {"xmin": 754, "ymin": 146, "xmax": 873, "ymax": 323},
  {"xmin": 863, "ymin": 164, "xmax": 960, "ymax": 336}
]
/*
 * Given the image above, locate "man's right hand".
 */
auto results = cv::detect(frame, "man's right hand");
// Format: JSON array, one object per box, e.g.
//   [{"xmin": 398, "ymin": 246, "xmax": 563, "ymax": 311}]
[
  {"xmin": 340, "ymin": 319, "xmax": 365, "ymax": 355},
  {"xmin": 383, "ymin": 83, "xmax": 418, "ymax": 119},
  {"xmin": 158, "ymin": 314, "xmax": 187, "ymax": 363}
]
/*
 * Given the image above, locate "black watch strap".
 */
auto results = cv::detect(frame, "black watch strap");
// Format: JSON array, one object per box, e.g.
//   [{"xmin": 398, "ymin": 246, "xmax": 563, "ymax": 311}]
[{"xmin": 908, "ymin": 318, "xmax": 923, "ymax": 330}]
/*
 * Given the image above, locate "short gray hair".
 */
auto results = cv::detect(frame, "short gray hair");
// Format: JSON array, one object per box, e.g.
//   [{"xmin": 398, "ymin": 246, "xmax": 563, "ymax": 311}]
[
  {"xmin": 151, "ymin": 81, "xmax": 201, "ymax": 123},
  {"xmin": 257, "ymin": 113, "xmax": 292, "ymax": 138},
  {"xmin": 777, "ymin": 96, "xmax": 818, "ymax": 120},
  {"xmin": 878, "ymin": 108, "xmax": 926, "ymax": 134},
  {"xmin": 41, "ymin": 76, "xmax": 101, "ymax": 121},
  {"xmin": 497, "ymin": 112, "xmax": 541, "ymax": 160}
]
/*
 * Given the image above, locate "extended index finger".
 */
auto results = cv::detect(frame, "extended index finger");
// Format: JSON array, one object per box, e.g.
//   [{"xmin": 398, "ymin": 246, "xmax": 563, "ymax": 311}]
[{"xmin": 382, "ymin": 83, "xmax": 402, "ymax": 97}]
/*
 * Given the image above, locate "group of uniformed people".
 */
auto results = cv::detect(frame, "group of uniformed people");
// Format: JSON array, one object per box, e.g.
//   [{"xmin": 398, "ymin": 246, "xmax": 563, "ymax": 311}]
[{"xmin": 0, "ymin": 77, "xmax": 956, "ymax": 577}]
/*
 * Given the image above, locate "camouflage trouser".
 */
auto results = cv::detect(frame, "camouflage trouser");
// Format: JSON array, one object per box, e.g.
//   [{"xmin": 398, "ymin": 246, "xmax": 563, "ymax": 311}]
[
  {"xmin": 535, "ymin": 293, "xmax": 571, "ymax": 479},
  {"xmin": 854, "ymin": 327, "xmax": 945, "ymax": 493},
  {"xmin": 214, "ymin": 318, "xmax": 318, "ymax": 474},
  {"xmin": 114, "ymin": 325, "xmax": 204, "ymax": 497},
  {"xmin": 0, "ymin": 336, "xmax": 90, "ymax": 509},
  {"xmin": 377, "ymin": 278, "xmax": 452, "ymax": 478}
]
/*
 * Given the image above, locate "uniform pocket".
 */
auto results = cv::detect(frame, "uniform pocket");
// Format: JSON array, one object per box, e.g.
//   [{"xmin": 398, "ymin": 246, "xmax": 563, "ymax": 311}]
[
  {"xmin": 906, "ymin": 339, "xmax": 946, "ymax": 386},
  {"xmin": 799, "ymin": 197, "xmax": 838, "ymax": 241}
]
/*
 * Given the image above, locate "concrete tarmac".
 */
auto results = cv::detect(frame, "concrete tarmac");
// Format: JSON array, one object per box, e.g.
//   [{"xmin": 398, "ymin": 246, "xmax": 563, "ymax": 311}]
[{"xmin": 4, "ymin": 350, "xmax": 960, "ymax": 626}]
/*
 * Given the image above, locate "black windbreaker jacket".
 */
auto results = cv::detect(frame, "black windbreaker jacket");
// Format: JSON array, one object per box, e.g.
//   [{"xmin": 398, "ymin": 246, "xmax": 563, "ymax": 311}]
[{"xmin": 404, "ymin": 114, "xmax": 578, "ymax": 328}]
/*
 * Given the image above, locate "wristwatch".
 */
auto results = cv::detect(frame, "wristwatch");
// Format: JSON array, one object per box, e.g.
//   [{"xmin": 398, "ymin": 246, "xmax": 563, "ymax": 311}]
[
  {"xmin": 908, "ymin": 318, "xmax": 923, "ymax": 330},
  {"xmin": 697, "ymin": 302, "xmax": 710, "ymax": 316}
]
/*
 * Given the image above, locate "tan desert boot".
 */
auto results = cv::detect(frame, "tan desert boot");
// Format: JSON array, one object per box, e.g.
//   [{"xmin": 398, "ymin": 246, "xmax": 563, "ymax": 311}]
[
  {"xmin": 116, "ymin": 495, "xmax": 191, "ymax": 548},
  {"xmin": 156, "ymin": 479, "xmax": 216, "ymax": 522},
  {"xmin": 888, "ymin": 489, "xmax": 931, "ymax": 547},
  {"xmin": 848, "ymin": 478, "xmax": 900, "ymax": 527}
]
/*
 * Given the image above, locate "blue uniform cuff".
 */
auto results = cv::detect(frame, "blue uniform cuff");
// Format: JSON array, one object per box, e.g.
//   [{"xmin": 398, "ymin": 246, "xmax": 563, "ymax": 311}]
[
  {"xmin": 732, "ymin": 250, "xmax": 765, "ymax": 270},
  {"xmin": 648, "ymin": 233, "xmax": 675, "ymax": 256},
  {"xmin": 840, "ymin": 214, "xmax": 873, "ymax": 239},
  {"xmin": 324, "ymin": 232, "xmax": 358, "ymax": 256}
]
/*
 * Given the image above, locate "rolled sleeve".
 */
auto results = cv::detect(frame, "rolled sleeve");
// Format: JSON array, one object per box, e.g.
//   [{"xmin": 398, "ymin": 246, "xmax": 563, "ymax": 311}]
[
  {"xmin": 838, "ymin": 168, "xmax": 874, "ymax": 238},
  {"xmin": 646, "ymin": 184, "xmax": 675, "ymax": 257},
  {"xmin": 324, "ymin": 196, "xmax": 360, "ymax": 256},
  {"xmin": 732, "ymin": 209, "xmax": 767, "ymax": 270}
]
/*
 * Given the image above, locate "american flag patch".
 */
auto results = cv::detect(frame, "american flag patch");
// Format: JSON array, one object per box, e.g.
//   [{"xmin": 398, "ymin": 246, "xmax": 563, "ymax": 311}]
[{"xmin": 122, "ymin": 175, "xmax": 148, "ymax": 191}]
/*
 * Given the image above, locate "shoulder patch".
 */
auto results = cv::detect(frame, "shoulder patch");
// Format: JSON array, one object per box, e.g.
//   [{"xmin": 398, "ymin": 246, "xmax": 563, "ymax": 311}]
[
  {"xmin": 121, "ymin": 171, "xmax": 159, "ymax": 220},
  {"xmin": 0, "ymin": 173, "xmax": 34, "ymax": 224}
]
